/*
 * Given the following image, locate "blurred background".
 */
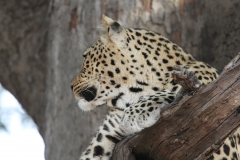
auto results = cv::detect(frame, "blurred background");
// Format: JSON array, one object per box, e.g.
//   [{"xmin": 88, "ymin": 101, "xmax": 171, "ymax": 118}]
[
  {"xmin": 0, "ymin": 0, "xmax": 240, "ymax": 160},
  {"xmin": 0, "ymin": 84, "xmax": 44, "ymax": 160}
]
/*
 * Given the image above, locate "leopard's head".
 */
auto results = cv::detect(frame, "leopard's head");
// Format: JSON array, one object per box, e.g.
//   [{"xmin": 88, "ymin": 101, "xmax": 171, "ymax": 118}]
[
  {"xmin": 71, "ymin": 15, "xmax": 136, "ymax": 111},
  {"xmin": 71, "ymin": 15, "xmax": 184, "ymax": 111}
]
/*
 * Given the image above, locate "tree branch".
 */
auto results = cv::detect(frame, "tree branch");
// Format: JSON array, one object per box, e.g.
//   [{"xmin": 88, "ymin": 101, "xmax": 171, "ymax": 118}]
[{"xmin": 112, "ymin": 53, "xmax": 240, "ymax": 160}]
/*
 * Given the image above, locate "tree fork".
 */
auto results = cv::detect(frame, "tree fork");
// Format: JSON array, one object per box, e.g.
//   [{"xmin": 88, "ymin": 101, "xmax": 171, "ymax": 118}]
[{"xmin": 112, "ymin": 53, "xmax": 240, "ymax": 160}]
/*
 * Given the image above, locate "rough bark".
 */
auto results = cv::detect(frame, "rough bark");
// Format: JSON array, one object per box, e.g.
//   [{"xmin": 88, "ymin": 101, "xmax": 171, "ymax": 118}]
[
  {"xmin": 112, "ymin": 54, "xmax": 240, "ymax": 160},
  {"xmin": 0, "ymin": 1, "xmax": 240, "ymax": 160}
]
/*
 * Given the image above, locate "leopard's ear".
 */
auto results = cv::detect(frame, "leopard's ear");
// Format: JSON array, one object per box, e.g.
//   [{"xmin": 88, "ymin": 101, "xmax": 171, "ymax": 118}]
[{"xmin": 100, "ymin": 14, "xmax": 127, "ymax": 48}]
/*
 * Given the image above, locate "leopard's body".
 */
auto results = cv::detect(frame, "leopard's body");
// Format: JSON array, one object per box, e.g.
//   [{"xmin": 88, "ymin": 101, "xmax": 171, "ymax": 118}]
[{"xmin": 71, "ymin": 15, "xmax": 240, "ymax": 160}]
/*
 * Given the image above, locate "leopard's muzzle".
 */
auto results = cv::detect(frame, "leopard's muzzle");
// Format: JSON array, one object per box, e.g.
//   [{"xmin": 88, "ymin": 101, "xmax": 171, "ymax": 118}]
[{"xmin": 79, "ymin": 86, "xmax": 97, "ymax": 102}]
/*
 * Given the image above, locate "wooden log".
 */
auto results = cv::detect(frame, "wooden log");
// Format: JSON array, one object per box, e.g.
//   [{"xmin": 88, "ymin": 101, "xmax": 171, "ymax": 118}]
[{"xmin": 112, "ymin": 53, "xmax": 240, "ymax": 160}]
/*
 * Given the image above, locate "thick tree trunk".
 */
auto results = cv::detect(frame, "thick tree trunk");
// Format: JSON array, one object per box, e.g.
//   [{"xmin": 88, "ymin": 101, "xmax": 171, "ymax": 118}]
[
  {"xmin": 0, "ymin": 0, "xmax": 240, "ymax": 160},
  {"xmin": 112, "ymin": 54, "xmax": 240, "ymax": 160},
  {"xmin": 0, "ymin": 0, "xmax": 49, "ymax": 137}
]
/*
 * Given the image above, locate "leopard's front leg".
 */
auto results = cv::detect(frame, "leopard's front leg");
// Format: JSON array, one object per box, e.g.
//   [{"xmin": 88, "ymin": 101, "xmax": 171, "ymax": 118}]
[{"xmin": 79, "ymin": 108, "xmax": 126, "ymax": 160}]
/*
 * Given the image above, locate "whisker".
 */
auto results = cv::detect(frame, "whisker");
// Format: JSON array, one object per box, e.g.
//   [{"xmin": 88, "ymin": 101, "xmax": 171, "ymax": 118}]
[
  {"xmin": 84, "ymin": 88, "xmax": 95, "ymax": 96},
  {"xmin": 79, "ymin": 31, "xmax": 89, "ymax": 48},
  {"xmin": 89, "ymin": 111, "xmax": 93, "ymax": 119},
  {"xmin": 59, "ymin": 31, "xmax": 87, "ymax": 49},
  {"xmin": 96, "ymin": 24, "xmax": 105, "ymax": 31}
]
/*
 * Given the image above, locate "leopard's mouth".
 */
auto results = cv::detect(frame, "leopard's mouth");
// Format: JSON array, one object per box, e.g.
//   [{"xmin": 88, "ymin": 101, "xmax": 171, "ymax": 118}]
[
  {"xmin": 77, "ymin": 98, "xmax": 96, "ymax": 111},
  {"xmin": 76, "ymin": 96, "xmax": 106, "ymax": 111},
  {"xmin": 74, "ymin": 84, "xmax": 125, "ymax": 110}
]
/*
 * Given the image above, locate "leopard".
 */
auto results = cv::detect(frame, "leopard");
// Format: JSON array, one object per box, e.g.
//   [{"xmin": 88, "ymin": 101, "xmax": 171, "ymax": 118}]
[{"xmin": 71, "ymin": 15, "xmax": 240, "ymax": 160}]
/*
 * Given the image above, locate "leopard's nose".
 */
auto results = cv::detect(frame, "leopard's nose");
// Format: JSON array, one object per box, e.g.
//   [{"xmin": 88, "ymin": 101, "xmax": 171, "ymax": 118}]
[{"xmin": 80, "ymin": 86, "xmax": 97, "ymax": 102}]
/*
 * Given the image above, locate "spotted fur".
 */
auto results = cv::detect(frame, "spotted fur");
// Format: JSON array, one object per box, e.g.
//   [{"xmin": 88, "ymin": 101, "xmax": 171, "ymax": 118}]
[{"xmin": 71, "ymin": 15, "xmax": 239, "ymax": 160}]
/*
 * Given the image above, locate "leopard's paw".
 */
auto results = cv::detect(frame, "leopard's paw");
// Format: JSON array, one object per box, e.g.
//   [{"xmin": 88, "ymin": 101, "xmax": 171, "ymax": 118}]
[{"xmin": 120, "ymin": 94, "xmax": 170, "ymax": 134}]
